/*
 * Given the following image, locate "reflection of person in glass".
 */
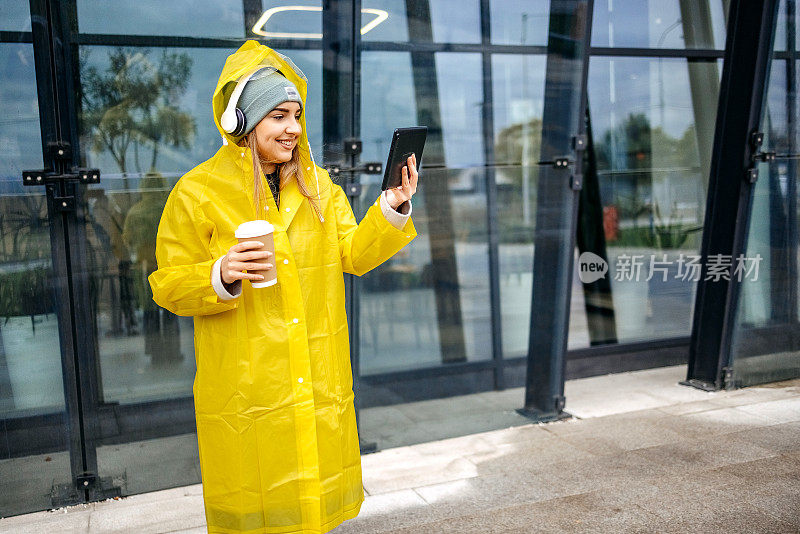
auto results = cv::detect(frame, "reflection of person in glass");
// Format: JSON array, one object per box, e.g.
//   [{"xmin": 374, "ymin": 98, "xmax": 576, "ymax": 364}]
[
  {"xmin": 149, "ymin": 41, "xmax": 418, "ymax": 533},
  {"xmin": 123, "ymin": 172, "xmax": 181, "ymax": 366},
  {"xmin": 90, "ymin": 191, "xmax": 138, "ymax": 336}
]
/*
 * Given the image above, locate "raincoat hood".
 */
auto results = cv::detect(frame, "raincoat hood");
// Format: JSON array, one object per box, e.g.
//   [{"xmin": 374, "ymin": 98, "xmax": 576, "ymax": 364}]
[{"xmin": 213, "ymin": 40, "xmax": 313, "ymax": 161}]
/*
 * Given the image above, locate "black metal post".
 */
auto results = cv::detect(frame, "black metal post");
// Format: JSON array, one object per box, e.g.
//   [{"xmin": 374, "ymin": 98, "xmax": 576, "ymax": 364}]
[
  {"xmin": 322, "ymin": 0, "xmax": 376, "ymax": 453},
  {"xmin": 479, "ymin": 0, "xmax": 505, "ymax": 389},
  {"xmin": 685, "ymin": 0, "xmax": 780, "ymax": 390},
  {"xmin": 405, "ymin": 0, "xmax": 468, "ymax": 365},
  {"xmin": 518, "ymin": 0, "xmax": 594, "ymax": 422},
  {"xmin": 576, "ymin": 108, "xmax": 617, "ymax": 346},
  {"xmin": 28, "ymin": 0, "xmax": 86, "ymax": 504}
]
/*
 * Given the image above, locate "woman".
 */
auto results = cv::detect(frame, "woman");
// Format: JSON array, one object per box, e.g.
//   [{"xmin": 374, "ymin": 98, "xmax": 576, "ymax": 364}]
[{"xmin": 149, "ymin": 41, "xmax": 418, "ymax": 534}]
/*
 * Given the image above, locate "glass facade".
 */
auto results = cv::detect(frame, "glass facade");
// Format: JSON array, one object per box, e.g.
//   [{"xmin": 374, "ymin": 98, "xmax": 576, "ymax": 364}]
[
  {"xmin": 729, "ymin": 3, "xmax": 800, "ymax": 386},
  {"xmin": 0, "ymin": 0, "xmax": 797, "ymax": 518}
]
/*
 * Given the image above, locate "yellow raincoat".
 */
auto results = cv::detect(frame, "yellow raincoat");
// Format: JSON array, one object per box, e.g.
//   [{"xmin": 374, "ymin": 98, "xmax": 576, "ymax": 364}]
[{"xmin": 149, "ymin": 41, "xmax": 417, "ymax": 533}]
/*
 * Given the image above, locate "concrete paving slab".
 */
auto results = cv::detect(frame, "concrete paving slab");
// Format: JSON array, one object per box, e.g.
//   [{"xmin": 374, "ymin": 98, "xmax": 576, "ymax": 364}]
[
  {"xmin": 736, "ymin": 397, "xmax": 800, "ymax": 424},
  {"xmin": 464, "ymin": 435, "xmax": 596, "ymax": 476},
  {"xmin": 619, "ymin": 473, "xmax": 799, "ymax": 534},
  {"xmin": 87, "ymin": 494, "xmax": 206, "ymax": 534},
  {"xmin": 0, "ymin": 506, "xmax": 92, "ymax": 534},
  {"xmin": 361, "ymin": 453, "xmax": 478, "ymax": 495},
  {"xmin": 723, "ymin": 423, "xmax": 800, "ymax": 454},
  {"xmin": 439, "ymin": 491, "xmax": 663, "ymax": 534},
  {"xmin": 652, "ymin": 406, "xmax": 779, "ymax": 440},
  {"xmin": 657, "ymin": 398, "xmax": 731, "ymax": 415},
  {"xmin": 558, "ymin": 419, "xmax": 686, "ymax": 452}
]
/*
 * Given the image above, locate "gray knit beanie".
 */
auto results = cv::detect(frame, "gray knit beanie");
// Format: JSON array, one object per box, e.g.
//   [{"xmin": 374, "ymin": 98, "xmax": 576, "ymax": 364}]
[{"xmin": 238, "ymin": 69, "xmax": 303, "ymax": 136}]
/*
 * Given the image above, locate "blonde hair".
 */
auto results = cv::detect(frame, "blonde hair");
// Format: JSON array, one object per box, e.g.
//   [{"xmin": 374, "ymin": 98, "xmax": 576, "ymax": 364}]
[{"xmin": 245, "ymin": 133, "xmax": 322, "ymax": 221}]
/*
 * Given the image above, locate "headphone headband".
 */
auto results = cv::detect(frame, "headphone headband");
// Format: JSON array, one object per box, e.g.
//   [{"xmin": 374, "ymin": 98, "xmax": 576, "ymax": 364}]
[{"xmin": 220, "ymin": 66, "xmax": 274, "ymax": 134}]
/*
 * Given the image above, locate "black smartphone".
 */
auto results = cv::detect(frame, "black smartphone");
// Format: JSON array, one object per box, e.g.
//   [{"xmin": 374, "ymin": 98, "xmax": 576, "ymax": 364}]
[{"xmin": 381, "ymin": 126, "xmax": 427, "ymax": 191}]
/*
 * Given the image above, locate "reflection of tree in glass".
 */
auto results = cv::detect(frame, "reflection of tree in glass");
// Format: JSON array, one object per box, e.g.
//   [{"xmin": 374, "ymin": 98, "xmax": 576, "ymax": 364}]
[
  {"xmin": 0, "ymin": 195, "xmax": 51, "ymax": 325},
  {"xmin": 80, "ymin": 47, "xmax": 195, "ymax": 338},
  {"xmin": 123, "ymin": 172, "xmax": 181, "ymax": 364},
  {"xmin": 80, "ymin": 47, "xmax": 196, "ymax": 175},
  {"xmin": 493, "ymin": 118, "xmax": 542, "ymax": 243},
  {"xmin": 594, "ymin": 112, "xmax": 698, "ymax": 171},
  {"xmin": 593, "ymin": 112, "xmax": 703, "ymax": 250}
]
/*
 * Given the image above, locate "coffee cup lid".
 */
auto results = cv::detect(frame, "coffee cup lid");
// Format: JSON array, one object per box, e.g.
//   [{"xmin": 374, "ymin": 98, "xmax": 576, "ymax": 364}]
[{"xmin": 235, "ymin": 220, "xmax": 274, "ymax": 238}]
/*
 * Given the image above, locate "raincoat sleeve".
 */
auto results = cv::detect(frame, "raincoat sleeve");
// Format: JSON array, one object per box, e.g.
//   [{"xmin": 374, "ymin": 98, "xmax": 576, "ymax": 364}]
[
  {"xmin": 333, "ymin": 182, "xmax": 417, "ymax": 277},
  {"xmin": 379, "ymin": 190, "xmax": 412, "ymax": 230},
  {"xmin": 148, "ymin": 182, "xmax": 239, "ymax": 317}
]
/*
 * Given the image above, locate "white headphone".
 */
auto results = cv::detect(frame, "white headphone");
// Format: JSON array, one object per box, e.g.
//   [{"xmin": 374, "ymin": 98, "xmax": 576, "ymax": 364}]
[
  {"xmin": 220, "ymin": 66, "xmax": 274, "ymax": 137},
  {"xmin": 223, "ymin": 66, "xmax": 325, "ymax": 223}
]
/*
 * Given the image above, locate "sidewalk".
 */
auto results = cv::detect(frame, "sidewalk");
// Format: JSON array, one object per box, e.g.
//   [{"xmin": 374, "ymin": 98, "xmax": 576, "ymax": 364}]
[{"xmin": 1, "ymin": 365, "xmax": 798, "ymax": 533}]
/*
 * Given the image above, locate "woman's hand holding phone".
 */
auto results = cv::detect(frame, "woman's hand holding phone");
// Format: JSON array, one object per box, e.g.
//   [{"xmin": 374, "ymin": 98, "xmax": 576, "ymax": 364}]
[{"xmin": 384, "ymin": 153, "xmax": 418, "ymax": 210}]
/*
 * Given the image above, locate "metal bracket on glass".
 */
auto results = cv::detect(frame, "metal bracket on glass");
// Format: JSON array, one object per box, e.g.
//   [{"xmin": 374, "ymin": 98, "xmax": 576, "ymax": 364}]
[
  {"xmin": 536, "ymin": 135, "xmax": 587, "ymax": 191},
  {"xmin": 345, "ymin": 183, "xmax": 363, "ymax": 197},
  {"xmin": 22, "ymin": 142, "xmax": 100, "ymax": 191},
  {"xmin": 745, "ymin": 131, "xmax": 772, "ymax": 184},
  {"xmin": 537, "ymin": 156, "xmax": 573, "ymax": 168},
  {"xmin": 721, "ymin": 366, "xmax": 738, "ymax": 390},
  {"xmin": 51, "ymin": 472, "xmax": 122, "ymax": 508},
  {"xmin": 324, "ymin": 139, "xmax": 382, "ymax": 199}
]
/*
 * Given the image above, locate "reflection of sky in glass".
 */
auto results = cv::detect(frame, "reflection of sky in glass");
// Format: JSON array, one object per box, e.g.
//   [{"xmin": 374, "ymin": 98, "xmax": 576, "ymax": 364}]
[
  {"xmin": 428, "ymin": 1, "xmax": 480, "ymax": 43},
  {"xmin": 764, "ymin": 60, "xmax": 787, "ymax": 152},
  {"xmin": 588, "ymin": 57, "xmax": 697, "ymax": 143},
  {"xmin": 360, "ymin": 52, "xmax": 417, "ymax": 162},
  {"xmin": 260, "ymin": 0, "xmax": 321, "ymax": 37},
  {"xmin": 361, "ymin": 0, "xmax": 409, "ymax": 41},
  {"xmin": 77, "ymin": 0, "xmax": 245, "ymax": 37},
  {"xmin": 78, "ymin": 46, "xmax": 322, "ymax": 179},
  {"xmin": 774, "ymin": 0, "xmax": 787, "ymax": 52},
  {"xmin": 362, "ymin": 0, "xmax": 478, "ymax": 43},
  {"xmin": 592, "ymin": 0, "xmax": 727, "ymax": 49},
  {"xmin": 435, "ymin": 53, "xmax": 484, "ymax": 167},
  {"xmin": 491, "ymin": 54, "xmax": 547, "ymax": 137},
  {"xmin": 490, "ymin": 0, "xmax": 550, "ymax": 45},
  {"xmin": 0, "ymin": 44, "xmax": 42, "ymax": 194},
  {"xmin": 0, "ymin": 1, "xmax": 31, "ymax": 32}
]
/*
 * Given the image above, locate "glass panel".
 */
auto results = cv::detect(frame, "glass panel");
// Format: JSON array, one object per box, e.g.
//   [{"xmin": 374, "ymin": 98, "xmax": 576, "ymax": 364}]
[
  {"xmin": 76, "ymin": 43, "xmax": 321, "ymax": 496},
  {"xmin": 78, "ymin": 44, "xmax": 320, "ymax": 401},
  {"xmin": 0, "ymin": 43, "xmax": 72, "ymax": 517},
  {"xmin": 490, "ymin": 53, "xmax": 548, "ymax": 356},
  {"xmin": 0, "ymin": 0, "xmax": 31, "ymax": 32},
  {"xmin": 76, "ymin": 0, "xmax": 245, "ymax": 37},
  {"xmin": 729, "ymin": 51, "xmax": 800, "ymax": 385},
  {"xmin": 490, "ymin": 0, "xmax": 551, "ymax": 46},
  {"xmin": 591, "ymin": 0, "xmax": 727, "ymax": 49},
  {"xmin": 582, "ymin": 56, "xmax": 721, "ymax": 344},
  {"xmin": 359, "ymin": 50, "xmax": 490, "ymax": 375},
  {"xmin": 361, "ymin": 0, "xmax": 480, "ymax": 43}
]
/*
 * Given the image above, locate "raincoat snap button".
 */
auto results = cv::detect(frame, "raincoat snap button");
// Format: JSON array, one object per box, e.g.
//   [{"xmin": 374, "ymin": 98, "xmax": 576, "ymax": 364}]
[
  {"xmin": 283, "ymin": 259, "xmax": 289, "ymax": 265},
  {"xmin": 298, "ymin": 377, "xmax": 304, "ymax": 383},
  {"xmin": 306, "ymin": 166, "xmax": 311, "ymax": 171},
  {"xmin": 292, "ymin": 318, "xmax": 299, "ymax": 324},
  {"xmin": 285, "ymin": 207, "xmax": 291, "ymax": 212}
]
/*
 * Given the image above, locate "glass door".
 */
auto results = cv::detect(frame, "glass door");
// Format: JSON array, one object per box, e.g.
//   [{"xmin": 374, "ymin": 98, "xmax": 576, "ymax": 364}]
[{"xmin": 0, "ymin": 0, "xmax": 111, "ymax": 516}]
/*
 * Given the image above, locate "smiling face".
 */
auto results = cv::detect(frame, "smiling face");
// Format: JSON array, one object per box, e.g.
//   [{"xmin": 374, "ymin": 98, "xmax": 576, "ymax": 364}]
[{"xmin": 251, "ymin": 101, "xmax": 302, "ymax": 173}]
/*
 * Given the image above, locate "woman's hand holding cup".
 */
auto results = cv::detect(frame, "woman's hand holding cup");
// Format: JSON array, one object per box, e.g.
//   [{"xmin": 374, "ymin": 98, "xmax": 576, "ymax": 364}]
[{"xmin": 221, "ymin": 241, "xmax": 273, "ymax": 284}]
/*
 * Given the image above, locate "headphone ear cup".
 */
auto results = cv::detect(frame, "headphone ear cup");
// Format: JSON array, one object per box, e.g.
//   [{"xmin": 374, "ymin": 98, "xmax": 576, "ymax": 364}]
[{"xmin": 232, "ymin": 108, "xmax": 246, "ymax": 137}]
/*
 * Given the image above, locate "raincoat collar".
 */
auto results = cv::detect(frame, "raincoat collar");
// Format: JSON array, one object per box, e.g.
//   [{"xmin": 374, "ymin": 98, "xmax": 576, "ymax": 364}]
[
  {"xmin": 233, "ymin": 145, "xmax": 307, "ymax": 232},
  {"xmin": 215, "ymin": 41, "xmax": 314, "ymax": 230}
]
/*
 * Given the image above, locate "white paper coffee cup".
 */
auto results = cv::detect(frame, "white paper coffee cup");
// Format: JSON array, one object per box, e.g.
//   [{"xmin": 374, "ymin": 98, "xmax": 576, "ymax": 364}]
[{"xmin": 235, "ymin": 220, "xmax": 277, "ymax": 288}]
